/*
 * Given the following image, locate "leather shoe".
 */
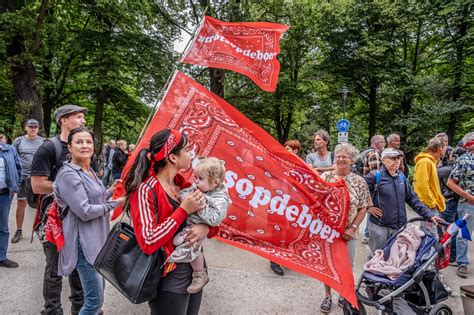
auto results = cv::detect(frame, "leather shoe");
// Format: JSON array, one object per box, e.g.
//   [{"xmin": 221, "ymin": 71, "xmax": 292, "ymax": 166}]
[
  {"xmin": 270, "ymin": 261, "xmax": 284, "ymax": 276},
  {"xmin": 0, "ymin": 259, "xmax": 19, "ymax": 268}
]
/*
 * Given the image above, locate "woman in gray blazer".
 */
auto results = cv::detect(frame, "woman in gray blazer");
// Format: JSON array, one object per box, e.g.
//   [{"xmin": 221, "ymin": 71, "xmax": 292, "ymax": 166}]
[{"xmin": 54, "ymin": 127, "xmax": 125, "ymax": 315}]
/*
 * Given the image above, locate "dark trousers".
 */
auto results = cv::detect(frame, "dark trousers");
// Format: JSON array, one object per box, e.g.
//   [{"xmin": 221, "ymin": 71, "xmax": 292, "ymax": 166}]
[
  {"xmin": 149, "ymin": 290, "xmax": 202, "ymax": 315},
  {"xmin": 41, "ymin": 242, "xmax": 84, "ymax": 315}
]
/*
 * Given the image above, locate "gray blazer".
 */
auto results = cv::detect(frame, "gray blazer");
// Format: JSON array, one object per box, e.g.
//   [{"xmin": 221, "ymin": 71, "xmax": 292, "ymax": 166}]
[{"xmin": 54, "ymin": 162, "xmax": 118, "ymax": 276}]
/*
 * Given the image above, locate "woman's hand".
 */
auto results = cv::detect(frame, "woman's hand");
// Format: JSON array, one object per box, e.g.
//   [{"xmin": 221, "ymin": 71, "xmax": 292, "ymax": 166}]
[
  {"xmin": 115, "ymin": 196, "xmax": 127, "ymax": 206},
  {"xmin": 343, "ymin": 226, "xmax": 357, "ymax": 241},
  {"xmin": 367, "ymin": 206, "xmax": 383, "ymax": 218},
  {"xmin": 180, "ymin": 190, "xmax": 206, "ymax": 214},
  {"xmin": 109, "ymin": 179, "xmax": 122, "ymax": 193},
  {"xmin": 185, "ymin": 224, "xmax": 210, "ymax": 245}
]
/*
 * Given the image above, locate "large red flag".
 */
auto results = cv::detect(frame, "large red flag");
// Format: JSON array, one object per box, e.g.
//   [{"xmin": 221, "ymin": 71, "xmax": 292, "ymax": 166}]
[
  {"xmin": 115, "ymin": 71, "xmax": 356, "ymax": 306},
  {"xmin": 181, "ymin": 16, "xmax": 289, "ymax": 92}
]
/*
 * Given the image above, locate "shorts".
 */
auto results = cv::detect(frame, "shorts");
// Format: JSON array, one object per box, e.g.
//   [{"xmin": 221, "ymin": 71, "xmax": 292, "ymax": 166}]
[{"xmin": 17, "ymin": 178, "xmax": 27, "ymax": 200}]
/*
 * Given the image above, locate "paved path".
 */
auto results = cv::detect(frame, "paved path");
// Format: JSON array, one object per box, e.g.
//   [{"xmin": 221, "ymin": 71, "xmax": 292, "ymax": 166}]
[{"xmin": 1, "ymin": 199, "xmax": 471, "ymax": 314}]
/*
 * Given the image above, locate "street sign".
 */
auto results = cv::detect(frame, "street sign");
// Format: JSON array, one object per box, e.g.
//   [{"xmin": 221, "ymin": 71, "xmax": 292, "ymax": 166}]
[
  {"xmin": 336, "ymin": 119, "xmax": 350, "ymax": 132},
  {"xmin": 338, "ymin": 132, "xmax": 348, "ymax": 143}
]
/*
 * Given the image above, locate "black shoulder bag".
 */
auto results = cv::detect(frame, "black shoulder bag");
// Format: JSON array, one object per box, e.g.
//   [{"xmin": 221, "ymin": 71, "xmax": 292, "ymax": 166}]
[{"xmin": 93, "ymin": 183, "xmax": 166, "ymax": 304}]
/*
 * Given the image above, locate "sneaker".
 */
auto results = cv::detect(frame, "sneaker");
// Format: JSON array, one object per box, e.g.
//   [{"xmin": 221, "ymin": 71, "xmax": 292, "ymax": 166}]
[
  {"xmin": 11, "ymin": 230, "xmax": 22, "ymax": 243},
  {"xmin": 438, "ymin": 274, "xmax": 452, "ymax": 295},
  {"xmin": 457, "ymin": 264, "xmax": 468, "ymax": 278},
  {"xmin": 270, "ymin": 262, "xmax": 284, "ymax": 276},
  {"xmin": 320, "ymin": 296, "xmax": 332, "ymax": 313},
  {"xmin": 449, "ymin": 260, "xmax": 458, "ymax": 267},
  {"xmin": 187, "ymin": 269, "xmax": 209, "ymax": 294},
  {"xmin": 361, "ymin": 236, "xmax": 369, "ymax": 244},
  {"xmin": 0, "ymin": 259, "xmax": 19, "ymax": 268},
  {"xmin": 338, "ymin": 296, "xmax": 345, "ymax": 307}
]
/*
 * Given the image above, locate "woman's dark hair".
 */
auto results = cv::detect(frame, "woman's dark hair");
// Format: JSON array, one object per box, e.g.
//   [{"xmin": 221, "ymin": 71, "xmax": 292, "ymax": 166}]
[
  {"xmin": 124, "ymin": 129, "xmax": 188, "ymax": 194},
  {"xmin": 67, "ymin": 127, "xmax": 95, "ymax": 145}
]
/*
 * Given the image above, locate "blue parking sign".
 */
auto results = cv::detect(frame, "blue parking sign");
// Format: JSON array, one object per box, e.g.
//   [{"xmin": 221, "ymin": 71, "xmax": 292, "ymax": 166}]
[{"xmin": 336, "ymin": 119, "xmax": 350, "ymax": 132}]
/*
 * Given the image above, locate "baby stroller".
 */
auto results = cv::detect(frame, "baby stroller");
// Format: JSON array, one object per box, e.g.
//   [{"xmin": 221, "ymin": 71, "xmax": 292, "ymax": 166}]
[{"xmin": 345, "ymin": 217, "xmax": 454, "ymax": 315}]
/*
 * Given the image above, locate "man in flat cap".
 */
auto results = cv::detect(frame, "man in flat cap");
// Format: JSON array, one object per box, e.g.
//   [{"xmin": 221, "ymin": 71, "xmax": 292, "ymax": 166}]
[
  {"xmin": 31, "ymin": 104, "xmax": 87, "ymax": 314},
  {"xmin": 11, "ymin": 119, "xmax": 45, "ymax": 243}
]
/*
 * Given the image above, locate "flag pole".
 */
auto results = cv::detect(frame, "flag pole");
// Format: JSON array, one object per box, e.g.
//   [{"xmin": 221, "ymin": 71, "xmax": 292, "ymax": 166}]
[{"xmin": 135, "ymin": 6, "xmax": 208, "ymax": 143}]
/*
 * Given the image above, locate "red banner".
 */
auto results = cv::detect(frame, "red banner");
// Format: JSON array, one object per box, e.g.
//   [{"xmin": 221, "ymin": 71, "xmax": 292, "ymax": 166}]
[
  {"xmin": 116, "ymin": 71, "xmax": 356, "ymax": 305},
  {"xmin": 181, "ymin": 16, "xmax": 289, "ymax": 92}
]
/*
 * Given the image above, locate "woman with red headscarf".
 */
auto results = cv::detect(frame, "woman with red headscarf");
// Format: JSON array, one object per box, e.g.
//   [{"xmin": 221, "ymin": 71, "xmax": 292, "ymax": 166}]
[{"xmin": 124, "ymin": 129, "xmax": 219, "ymax": 315}]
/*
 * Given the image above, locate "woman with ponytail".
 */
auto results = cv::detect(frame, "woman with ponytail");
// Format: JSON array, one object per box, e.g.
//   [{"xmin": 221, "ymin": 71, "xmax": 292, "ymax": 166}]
[{"xmin": 124, "ymin": 129, "xmax": 218, "ymax": 315}]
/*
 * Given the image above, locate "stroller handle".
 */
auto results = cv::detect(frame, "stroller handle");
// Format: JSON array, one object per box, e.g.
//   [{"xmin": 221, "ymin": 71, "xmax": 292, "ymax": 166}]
[{"xmin": 407, "ymin": 216, "xmax": 449, "ymax": 226}]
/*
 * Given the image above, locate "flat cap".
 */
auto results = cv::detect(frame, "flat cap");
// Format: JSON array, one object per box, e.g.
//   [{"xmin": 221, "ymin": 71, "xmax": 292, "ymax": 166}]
[
  {"xmin": 381, "ymin": 148, "xmax": 404, "ymax": 159},
  {"xmin": 25, "ymin": 119, "xmax": 40, "ymax": 127},
  {"xmin": 54, "ymin": 104, "xmax": 87, "ymax": 123}
]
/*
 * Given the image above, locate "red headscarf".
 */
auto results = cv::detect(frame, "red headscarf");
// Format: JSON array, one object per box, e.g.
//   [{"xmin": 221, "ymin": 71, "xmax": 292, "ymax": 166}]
[{"xmin": 147, "ymin": 129, "xmax": 182, "ymax": 175}]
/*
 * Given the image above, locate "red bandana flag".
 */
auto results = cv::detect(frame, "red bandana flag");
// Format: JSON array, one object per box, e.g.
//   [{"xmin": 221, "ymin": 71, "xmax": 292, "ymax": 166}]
[
  {"xmin": 116, "ymin": 71, "xmax": 356, "ymax": 306},
  {"xmin": 181, "ymin": 16, "xmax": 289, "ymax": 92}
]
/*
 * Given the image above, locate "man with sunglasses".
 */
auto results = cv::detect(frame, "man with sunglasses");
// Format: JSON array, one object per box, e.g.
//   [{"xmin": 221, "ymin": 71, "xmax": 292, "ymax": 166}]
[{"xmin": 364, "ymin": 148, "xmax": 442, "ymax": 253}]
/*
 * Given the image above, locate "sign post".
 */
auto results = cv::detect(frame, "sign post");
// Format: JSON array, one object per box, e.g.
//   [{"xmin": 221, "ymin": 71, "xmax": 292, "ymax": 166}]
[{"xmin": 336, "ymin": 119, "xmax": 350, "ymax": 143}]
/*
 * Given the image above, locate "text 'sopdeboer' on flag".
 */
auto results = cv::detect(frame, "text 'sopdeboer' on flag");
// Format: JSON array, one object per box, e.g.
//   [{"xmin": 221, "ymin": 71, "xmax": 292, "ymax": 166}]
[{"xmin": 182, "ymin": 16, "xmax": 289, "ymax": 92}]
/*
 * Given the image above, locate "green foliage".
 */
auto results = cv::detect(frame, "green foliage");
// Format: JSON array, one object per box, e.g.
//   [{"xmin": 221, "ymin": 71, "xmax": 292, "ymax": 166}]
[{"xmin": 0, "ymin": 0, "xmax": 472, "ymax": 160}]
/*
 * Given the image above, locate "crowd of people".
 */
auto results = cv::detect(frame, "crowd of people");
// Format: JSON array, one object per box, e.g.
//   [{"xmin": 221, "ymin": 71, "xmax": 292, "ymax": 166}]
[
  {"xmin": 268, "ymin": 129, "xmax": 473, "ymax": 313},
  {"xmin": 0, "ymin": 104, "xmax": 473, "ymax": 314}
]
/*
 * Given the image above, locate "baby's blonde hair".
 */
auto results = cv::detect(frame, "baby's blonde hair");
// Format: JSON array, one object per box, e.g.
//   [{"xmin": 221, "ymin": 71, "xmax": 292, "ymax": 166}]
[{"xmin": 195, "ymin": 157, "xmax": 226, "ymax": 185}]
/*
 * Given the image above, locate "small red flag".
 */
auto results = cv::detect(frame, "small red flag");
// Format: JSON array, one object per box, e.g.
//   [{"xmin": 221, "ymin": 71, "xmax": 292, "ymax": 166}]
[{"xmin": 182, "ymin": 15, "xmax": 289, "ymax": 92}]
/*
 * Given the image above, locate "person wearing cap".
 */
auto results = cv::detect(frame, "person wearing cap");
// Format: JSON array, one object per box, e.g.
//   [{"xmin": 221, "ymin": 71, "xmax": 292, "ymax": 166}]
[
  {"xmin": 364, "ymin": 148, "xmax": 442, "ymax": 253},
  {"xmin": 30, "ymin": 104, "xmax": 87, "ymax": 314},
  {"xmin": 11, "ymin": 119, "xmax": 45, "ymax": 243}
]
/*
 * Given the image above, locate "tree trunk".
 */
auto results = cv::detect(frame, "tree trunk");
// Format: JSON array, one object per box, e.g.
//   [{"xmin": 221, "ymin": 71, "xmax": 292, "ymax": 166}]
[
  {"xmin": 2, "ymin": 0, "xmax": 49, "ymax": 132},
  {"xmin": 209, "ymin": 68, "xmax": 225, "ymax": 98},
  {"xmin": 42, "ymin": 56, "xmax": 54, "ymax": 137},
  {"xmin": 446, "ymin": 4, "xmax": 469, "ymax": 142},
  {"xmin": 367, "ymin": 78, "xmax": 377, "ymax": 146},
  {"xmin": 93, "ymin": 87, "xmax": 107, "ymax": 154},
  {"xmin": 6, "ymin": 35, "xmax": 43, "ymax": 130}
]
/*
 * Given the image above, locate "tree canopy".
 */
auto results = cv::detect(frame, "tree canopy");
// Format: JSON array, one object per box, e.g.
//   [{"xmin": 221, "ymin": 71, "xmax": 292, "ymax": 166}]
[{"xmin": 1, "ymin": 0, "xmax": 472, "ymax": 160}]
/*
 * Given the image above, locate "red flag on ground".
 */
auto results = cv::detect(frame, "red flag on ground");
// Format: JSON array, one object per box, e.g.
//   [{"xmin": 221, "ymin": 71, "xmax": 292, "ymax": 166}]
[
  {"xmin": 114, "ymin": 71, "xmax": 356, "ymax": 306},
  {"xmin": 181, "ymin": 15, "xmax": 289, "ymax": 92}
]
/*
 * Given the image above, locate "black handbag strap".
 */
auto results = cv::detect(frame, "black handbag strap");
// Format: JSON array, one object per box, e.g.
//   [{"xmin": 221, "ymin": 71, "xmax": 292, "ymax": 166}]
[{"xmin": 117, "ymin": 182, "xmax": 159, "ymax": 226}]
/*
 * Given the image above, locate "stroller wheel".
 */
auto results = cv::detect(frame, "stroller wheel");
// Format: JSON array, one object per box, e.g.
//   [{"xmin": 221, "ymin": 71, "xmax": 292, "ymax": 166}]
[
  {"xmin": 342, "ymin": 299, "xmax": 366, "ymax": 315},
  {"xmin": 428, "ymin": 303, "xmax": 453, "ymax": 315}
]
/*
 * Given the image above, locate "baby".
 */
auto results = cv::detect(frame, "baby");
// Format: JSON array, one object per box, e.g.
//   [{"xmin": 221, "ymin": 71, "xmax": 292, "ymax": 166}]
[{"xmin": 168, "ymin": 157, "xmax": 231, "ymax": 293}]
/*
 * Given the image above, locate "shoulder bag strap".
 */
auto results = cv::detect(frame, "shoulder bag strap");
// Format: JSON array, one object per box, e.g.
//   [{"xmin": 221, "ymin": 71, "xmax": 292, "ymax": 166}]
[{"xmin": 143, "ymin": 182, "xmax": 159, "ymax": 225}]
